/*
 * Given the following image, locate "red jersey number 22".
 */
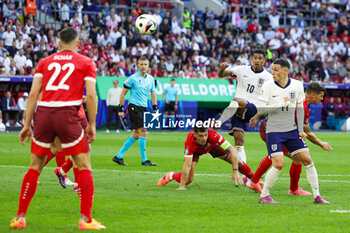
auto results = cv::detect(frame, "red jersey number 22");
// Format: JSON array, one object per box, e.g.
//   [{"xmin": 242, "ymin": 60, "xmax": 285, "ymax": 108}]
[{"xmin": 46, "ymin": 62, "xmax": 75, "ymax": 91}]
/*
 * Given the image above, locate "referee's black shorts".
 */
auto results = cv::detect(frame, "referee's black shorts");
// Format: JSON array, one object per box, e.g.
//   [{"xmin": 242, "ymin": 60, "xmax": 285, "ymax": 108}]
[
  {"xmin": 164, "ymin": 101, "xmax": 175, "ymax": 112},
  {"xmin": 128, "ymin": 103, "xmax": 147, "ymax": 129}
]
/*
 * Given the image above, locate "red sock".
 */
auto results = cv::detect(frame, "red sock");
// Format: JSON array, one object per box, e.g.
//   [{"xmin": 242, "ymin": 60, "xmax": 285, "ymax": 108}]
[
  {"xmin": 172, "ymin": 172, "xmax": 182, "ymax": 183},
  {"xmin": 251, "ymin": 155, "xmax": 272, "ymax": 184},
  {"xmin": 55, "ymin": 151, "xmax": 66, "ymax": 167},
  {"xmin": 289, "ymin": 162, "xmax": 302, "ymax": 192},
  {"xmin": 44, "ymin": 151, "xmax": 55, "ymax": 166},
  {"xmin": 238, "ymin": 161, "xmax": 253, "ymax": 179},
  {"xmin": 78, "ymin": 169, "xmax": 94, "ymax": 223},
  {"xmin": 61, "ymin": 158, "xmax": 73, "ymax": 174},
  {"xmin": 17, "ymin": 169, "xmax": 40, "ymax": 216},
  {"xmin": 73, "ymin": 167, "xmax": 79, "ymax": 183}
]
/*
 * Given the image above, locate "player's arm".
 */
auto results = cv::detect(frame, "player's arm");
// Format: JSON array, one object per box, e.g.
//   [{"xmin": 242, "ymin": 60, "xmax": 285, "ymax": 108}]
[
  {"xmin": 178, "ymin": 156, "xmax": 192, "ymax": 190},
  {"xmin": 85, "ymin": 79, "xmax": 97, "ymax": 143},
  {"xmin": 217, "ymin": 62, "xmax": 233, "ymax": 78},
  {"xmin": 220, "ymin": 139, "xmax": 243, "ymax": 186},
  {"xmin": 19, "ymin": 74, "xmax": 43, "ymax": 145},
  {"xmin": 118, "ymin": 88, "xmax": 129, "ymax": 118},
  {"xmin": 304, "ymin": 125, "xmax": 333, "ymax": 152},
  {"xmin": 175, "ymin": 94, "xmax": 178, "ymax": 110},
  {"xmin": 151, "ymin": 83, "xmax": 157, "ymax": 111},
  {"xmin": 106, "ymin": 89, "xmax": 110, "ymax": 106},
  {"xmin": 162, "ymin": 91, "xmax": 167, "ymax": 103},
  {"xmin": 296, "ymin": 83, "xmax": 306, "ymax": 139}
]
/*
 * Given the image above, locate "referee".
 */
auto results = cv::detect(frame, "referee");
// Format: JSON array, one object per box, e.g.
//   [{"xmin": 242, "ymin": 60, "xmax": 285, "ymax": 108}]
[
  {"xmin": 113, "ymin": 56, "xmax": 157, "ymax": 166},
  {"xmin": 163, "ymin": 79, "xmax": 178, "ymax": 127}
]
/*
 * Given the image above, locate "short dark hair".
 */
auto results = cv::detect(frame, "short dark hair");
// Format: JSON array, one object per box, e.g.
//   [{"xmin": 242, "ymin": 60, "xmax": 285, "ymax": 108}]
[
  {"xmin": 59, "ymin": 27, "xmax": 78, "ymax": 43},
  {"xmin": 138, "ymin": 56, "xmax": 149, "ymax": 62},
  {"xmin": 306, "ymin": 82, "xmax": 326, "ymax": 94},
  {"xmin": 252, "ymin": 48, "xmax": 267, "ymax": 58},
  {"xmin": 194, "ymin": 121, "xmax": 208, "ymax": 133},
  {"xmin": 273, "ymin": 58, "xmax": 290, "ymax": 69},
  {"xmin": 171, "ymin": 79, "xmax": 175, "ymax": 82}
]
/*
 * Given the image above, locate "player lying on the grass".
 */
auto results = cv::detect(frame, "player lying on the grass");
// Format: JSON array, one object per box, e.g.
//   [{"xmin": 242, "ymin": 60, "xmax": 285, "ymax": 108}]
[
  {"xmin": 249, "ymin": 58, "xmax": 329, "ymax": 204},
  {"xmin": 216, "ymin": 49, "xmax": 273, "ymax": 163},
  {"xmin": 157, "ymin": 122, "xmax": 262, "ymax": 190},
  {"xmin": 246, "ymin": 82, "xmax": 333, "ymax": 195},
  {"xmin": 10, "ymin": 27, "xmax": 105, "ymax": 230}
]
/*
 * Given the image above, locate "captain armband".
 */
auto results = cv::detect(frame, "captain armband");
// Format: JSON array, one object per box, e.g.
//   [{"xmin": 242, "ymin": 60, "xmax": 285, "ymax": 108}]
[{"xmin": 220, "ymin": 140, "xmax": 232, "ymax": 150}]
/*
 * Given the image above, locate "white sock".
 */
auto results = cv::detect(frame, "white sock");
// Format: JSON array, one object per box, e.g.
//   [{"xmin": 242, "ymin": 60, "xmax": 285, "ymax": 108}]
[
  {"xmin": 236, "ymin": 146, "xmax": 246, "ymax": 163},
  {"xmin": 261, "ymin": 167, "xmax": 281, "ymax": 197},
  {"xmin": 218, "ymin": 100, "xmax": 238, "ymax": 124},
  {"xmin": 305, "ymin": 163, "xmax": 320, "ymax": 198},
  {"xmin": 59, "ymin": 167, "xmax": 66, "ymax": 176},
  {"xmin": 169, "ymin": 172, "xmax": 174, "ymax": 180}
]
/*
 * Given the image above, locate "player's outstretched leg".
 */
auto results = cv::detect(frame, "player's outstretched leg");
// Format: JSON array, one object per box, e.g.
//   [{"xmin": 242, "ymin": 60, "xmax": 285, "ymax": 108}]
[
  {"xmin": 157, "ymin": 171, "xmax": 174, "ymax": 186},
  {"xmin": 113, "ymin": 136, "xmax": 137, "ymax": 165},
  {"xmin": 288, "ymin": 162, "xmax": 311, "ymax": 196}
]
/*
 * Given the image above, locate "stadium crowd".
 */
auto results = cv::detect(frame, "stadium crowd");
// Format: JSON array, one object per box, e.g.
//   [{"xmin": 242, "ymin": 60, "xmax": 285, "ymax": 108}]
[{"xmin": 0, "ymin": 0, "xmax": 350, "ymax": 126}]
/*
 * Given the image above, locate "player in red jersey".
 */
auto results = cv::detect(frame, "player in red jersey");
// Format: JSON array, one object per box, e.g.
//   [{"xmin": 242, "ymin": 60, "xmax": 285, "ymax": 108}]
[
  {"xmin": 54, "ymin": 104, "xmax": 88, "ymax": 190},
  {"xmin": 157, "ymin": 122, "xmax": 259, "ymax": 190},
  {"xmin": 10, "ymin": 28, "xmax": 105, "ymax": 230},
  {"xmin": 246, "ymin": 82, "xmax": 333, "ymax": 194}
]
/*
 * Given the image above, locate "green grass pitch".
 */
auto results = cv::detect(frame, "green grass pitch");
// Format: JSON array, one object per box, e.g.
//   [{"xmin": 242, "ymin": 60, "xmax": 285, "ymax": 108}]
[{"xmin": 1, "ymin": 131, "xmax": 349, "ymax": 233}]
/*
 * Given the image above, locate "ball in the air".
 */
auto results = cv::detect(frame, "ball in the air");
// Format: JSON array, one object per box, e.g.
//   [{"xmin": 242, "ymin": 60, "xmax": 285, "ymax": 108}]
[{"xmin": 135, "ymin": 14, "xmax": 157, "ymax": 35}]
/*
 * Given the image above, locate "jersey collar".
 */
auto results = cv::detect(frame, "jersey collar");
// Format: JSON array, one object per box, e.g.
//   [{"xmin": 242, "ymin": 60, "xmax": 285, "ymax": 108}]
[
  {"xmin": 250, "ymin": 66, "xmax": 264, "ymax": 73},
  {"xmin": 274, "ymin": 78, "xmax": 291, "ymax": 89}
]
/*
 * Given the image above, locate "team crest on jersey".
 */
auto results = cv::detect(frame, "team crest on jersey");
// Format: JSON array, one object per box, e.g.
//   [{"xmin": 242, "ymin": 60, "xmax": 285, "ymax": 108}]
[
  {"xmin": 258, "ymin": 78, "xmax": 265, "ymax": 87},
  {"xmin": 290, "ymin": 92, "xmax": 296, "ymax": 100},
  {"xmin": 271, "ymin": 144, "xmax": 277, "ymax": 151}
]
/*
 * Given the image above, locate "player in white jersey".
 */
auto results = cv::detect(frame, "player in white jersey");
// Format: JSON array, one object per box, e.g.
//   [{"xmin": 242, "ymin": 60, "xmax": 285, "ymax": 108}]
[
  {"xmin": 249, "ymin": 58, "xmax": 329, "ymax": 204},
  {"xmin": 217, "ymin": 49, "xmax": 273, "ymax": 162}
]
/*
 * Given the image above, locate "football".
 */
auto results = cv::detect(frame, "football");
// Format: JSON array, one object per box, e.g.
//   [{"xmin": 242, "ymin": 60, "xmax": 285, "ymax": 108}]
[{"xmin": 135, "ymin": 14, "xmax": 157, "ymax": 35}]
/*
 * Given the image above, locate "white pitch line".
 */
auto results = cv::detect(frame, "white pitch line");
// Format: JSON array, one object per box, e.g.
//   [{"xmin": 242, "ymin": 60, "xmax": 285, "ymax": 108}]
[
  {"xmin": 1, "ymin": 164, "xmax": 350, "ymax": 183},
  {"xmin": 330, "ymin": 210, "xmax": 350, "ymax": 213}
]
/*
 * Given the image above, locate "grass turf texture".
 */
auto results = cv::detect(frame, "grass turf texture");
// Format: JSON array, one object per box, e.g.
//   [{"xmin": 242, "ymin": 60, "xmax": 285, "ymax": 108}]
[{"xmin": 0, "ymin": 131, "xmax": 349, "ymax": 233}]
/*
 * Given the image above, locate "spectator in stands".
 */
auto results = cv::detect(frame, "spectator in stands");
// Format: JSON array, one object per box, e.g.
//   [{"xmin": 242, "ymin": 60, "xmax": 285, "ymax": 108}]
[
  {"xmin": 343, "ymin": 72, "xmax": 350, "ymax": 84},
  {"xmin": 3, "ymin": 25, "xmax": 16, "ymax": 50},
  {"xmin": 171, "ymin": 16, "xmax": 181, "ymax": 35},
  {"xmin": 205, "ymin": 14, "xmax": 217, "ymax": 36},
  {"xmin": 1, "ymin": 91, "xmax": 20, "ymax": 127},
  {"xmin": 324, "ymin": 97, "xmax": 335, "ymax": 117},
  {"xmin": 16, "ymin": 92, "xmax": 28, "ymax": 124},
  {"xmin": 14, "ymin": 49, "xmax": 26, "ymax": 70},
  {"xmin": 290, "ymin": 23, "xmax": 303, "ymax": 41},
  {"xmin": 60, "ymin": 1, "xmax": 70, "ymax": 22},
  {"xmin": 150, "ymin": 63, "xmax": 162, "ymax": 77},
  {"xmin": 159, "ymin": 18, "xmax": 171, "ymax": 40},
  {"xmin": 335, "ymin": 98, "xmax": 346, "ymax": 118},
  {"xmin": 320, "ymin": 62, "xmax": 332, "ymax": 81},
  {"xmin": 344, "ymin": 99, "xmax": 350, "ymax": 117},
  {"xmin": 269, "ymin": 10, "xmax": 281, "ymax": 29},
  {"xmin": 231, "ymin": 7, "xmax": 241, "ymax": 30}
]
